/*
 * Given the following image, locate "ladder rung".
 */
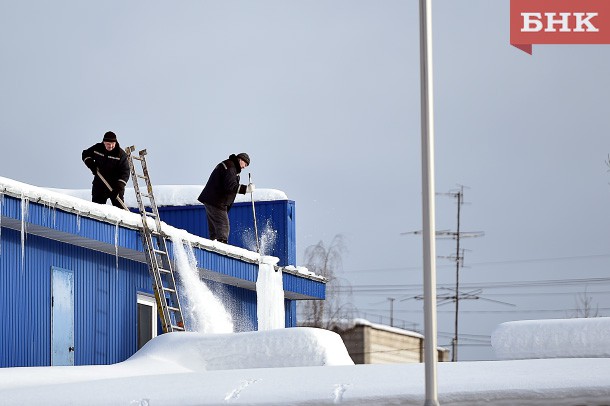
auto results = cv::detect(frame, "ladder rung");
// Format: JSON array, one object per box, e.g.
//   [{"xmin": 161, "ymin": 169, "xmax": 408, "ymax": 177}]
[{"xmin": 129, "ymin": 148, "xmax": 185, "ymax": 333}]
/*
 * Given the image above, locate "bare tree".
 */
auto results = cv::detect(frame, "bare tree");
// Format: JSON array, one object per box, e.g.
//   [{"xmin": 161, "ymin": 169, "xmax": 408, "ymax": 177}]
[
  {"xmin": 297, "ymin": 234, "xmax": 355, "ymax": 328},
  {"xmin": 569, "ymin": 288, "xmax": 600, "ymax": 318}
]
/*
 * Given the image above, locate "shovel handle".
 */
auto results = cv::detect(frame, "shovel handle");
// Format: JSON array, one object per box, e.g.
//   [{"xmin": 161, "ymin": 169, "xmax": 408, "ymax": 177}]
[{"xmin": 96, "ymin": 169, "xmax": 128, "ymax": 210}]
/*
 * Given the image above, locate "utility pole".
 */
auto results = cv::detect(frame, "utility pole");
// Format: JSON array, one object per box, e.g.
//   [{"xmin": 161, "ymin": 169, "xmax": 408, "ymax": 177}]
[
  {"xmin": 437, "ymin": 186, "xmax": 484, "ymax": 362},
  {"xmin": 454, "ymin": 188, "xmax": 462, "ymax": 362},
  {"xmin": 388, "ymin": 297, "xmax": 395, "ymax": 327}
]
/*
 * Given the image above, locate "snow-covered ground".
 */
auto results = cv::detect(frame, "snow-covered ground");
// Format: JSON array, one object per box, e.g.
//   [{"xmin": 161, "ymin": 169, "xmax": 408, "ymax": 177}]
[{"xmin": 2, "ymin": 320, "xmax": 610, "ymax": 405}]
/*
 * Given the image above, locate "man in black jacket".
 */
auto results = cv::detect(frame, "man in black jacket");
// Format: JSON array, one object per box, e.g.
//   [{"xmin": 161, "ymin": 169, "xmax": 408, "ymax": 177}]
[
  {"xmin": 197, "ymin": 153, "xmax": 254, "ymax": 244},
  {"xmin": 82, "ymin": 131, "xmax": 130, "ymax": 209}
]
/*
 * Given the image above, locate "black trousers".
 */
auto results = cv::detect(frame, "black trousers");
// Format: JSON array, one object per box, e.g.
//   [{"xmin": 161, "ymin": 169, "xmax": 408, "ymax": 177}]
[
  {"xmin": 203, "ymin": 203, "xmax": 230, "ymax": 243},
  {"xmin": 92, "ymin": 184, "xmax": 125, "ymax": 209}
]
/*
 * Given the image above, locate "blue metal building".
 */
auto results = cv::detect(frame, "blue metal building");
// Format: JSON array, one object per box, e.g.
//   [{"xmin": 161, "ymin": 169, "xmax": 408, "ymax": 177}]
[
  {"xmin": 155, "ymin": 200, "xmax": 296, "ymax": 266},
  {"xmin": 0, "ymin": 181, "xmax": 324, "ymax": 368}
]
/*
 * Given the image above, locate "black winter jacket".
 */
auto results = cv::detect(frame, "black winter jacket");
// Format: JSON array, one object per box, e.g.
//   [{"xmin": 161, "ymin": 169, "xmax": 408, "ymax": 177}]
[
  {"xmin": 82, "ymin": 142, "xmax": 130, "ymax": 190},
  {"xmin": 198, "ymin": 154, "xmax": 247, "ymax": 211}
]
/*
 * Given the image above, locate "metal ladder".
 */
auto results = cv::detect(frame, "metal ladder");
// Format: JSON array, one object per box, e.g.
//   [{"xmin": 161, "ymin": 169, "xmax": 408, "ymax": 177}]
[{"xmin": 125, "ymin": 146, "xmax": 186, "ymax": 333}]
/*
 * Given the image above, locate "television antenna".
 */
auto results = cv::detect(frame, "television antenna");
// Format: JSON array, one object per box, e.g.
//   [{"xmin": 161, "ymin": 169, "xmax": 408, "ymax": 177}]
[{"xmin": 403, "ymin": 185, "xmax": 486, "ymax": 361}]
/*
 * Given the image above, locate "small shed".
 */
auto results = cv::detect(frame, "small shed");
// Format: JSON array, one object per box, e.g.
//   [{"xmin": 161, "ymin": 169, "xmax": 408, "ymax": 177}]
[
  {"xmin": 329, "ymin": 319, "xmax": 450, "ymax": 364},
  {"xmin": 0, "ymin": 178, "xmax": 324, "ymax": 368}
]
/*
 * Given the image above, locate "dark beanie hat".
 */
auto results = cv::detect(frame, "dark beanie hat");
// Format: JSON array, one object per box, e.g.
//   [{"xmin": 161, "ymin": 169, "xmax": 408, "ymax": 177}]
[
  {"xmin": 236, "ymin": 152, "xmax": 250, "ymax": 165},
  {"xmin": 103, "ymin": 131, "xmax": 117, "ymax": 142}
]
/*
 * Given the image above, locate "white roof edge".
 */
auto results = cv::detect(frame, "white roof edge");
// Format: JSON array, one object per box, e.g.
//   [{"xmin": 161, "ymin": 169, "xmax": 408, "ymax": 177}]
[{"xmin": 0, "ymin": 176, "xmax": 325, "ymax": 282}]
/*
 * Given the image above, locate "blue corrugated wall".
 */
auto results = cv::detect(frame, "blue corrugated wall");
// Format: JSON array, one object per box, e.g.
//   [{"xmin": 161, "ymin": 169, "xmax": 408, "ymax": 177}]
[
  {"xmin": 0, "ymin": 194, "xmax": 317, "ymax": 367},
  {"xmin": 156, "ymin": 200, "xmax": 297, "ymax": 266},
  {"xmin": 0, "ymin": 227, "xmax": 152, "ymax": 367}
]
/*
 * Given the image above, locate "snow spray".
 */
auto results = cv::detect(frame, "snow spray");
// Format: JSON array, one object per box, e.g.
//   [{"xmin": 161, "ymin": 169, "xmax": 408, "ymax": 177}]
[
  {"xmin": 243, "ymin": 218, "xmax": 277, "ymax": 256},
  {"xmin": 170, "ymin": 232, "xmax": 234, "ymax": 333}
]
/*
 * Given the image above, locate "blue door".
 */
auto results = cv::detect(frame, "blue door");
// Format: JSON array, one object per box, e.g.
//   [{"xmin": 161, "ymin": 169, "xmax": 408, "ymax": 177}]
[{"xmin": 51, "ymin": 267, "xmax": 75, "ymax": 366}]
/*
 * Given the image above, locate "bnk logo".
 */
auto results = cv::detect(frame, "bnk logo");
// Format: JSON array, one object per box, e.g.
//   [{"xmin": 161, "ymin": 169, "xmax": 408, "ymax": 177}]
[
  {"xmin": 521, "ymin": 12, "xmax": 599, "ymax": 32},
  {"xmin": 510, "ymin": 0, "xmax": 610, "ymax": 54}
]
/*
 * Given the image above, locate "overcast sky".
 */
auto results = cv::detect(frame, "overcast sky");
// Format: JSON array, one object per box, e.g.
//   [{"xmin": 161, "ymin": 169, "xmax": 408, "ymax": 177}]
[{"xmin": 2, "ymin": 1, "xmax": 609, "ymax": 360}]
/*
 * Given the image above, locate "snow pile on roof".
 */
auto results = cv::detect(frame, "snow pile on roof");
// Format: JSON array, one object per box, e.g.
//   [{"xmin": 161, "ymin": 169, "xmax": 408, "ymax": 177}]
[
  {"xmin": 0, "ymin": 176, "xmax": 260, "ymax": 261},
  {"xmin": 0, "ymin": 175, "xmax": 140, "ymax": 226},
  {"xmin": 49, "ymin": 185, "xmax": 288, "ymax": 207},
  {"xmin": 282, "ymin": 264, "xmax": 320, "ymax": 278},
  {"xmin": 0, "ymin": 176, "xmax": 324, "ymax": 280},
  {"xmin": 491, "ymin": 317, "xmax": 610, "ymax": 360},
  {"xmin": 128, "ymin": 328, "xmax": 354, "ymax": 371},
  {"xmin": 331, "ymin": 318, "xmax": 425, "ymax": 339}
]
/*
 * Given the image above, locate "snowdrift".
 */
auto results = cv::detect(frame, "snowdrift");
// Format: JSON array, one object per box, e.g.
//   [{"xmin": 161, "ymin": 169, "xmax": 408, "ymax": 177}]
[
  {"xmin": 491, "ymin": 317, "xmax": 610, "ymax": 360},
  {"xmin": 3, "ymin": 326, "xmax": 610, "ymax": 405},
  {"xmin": 127, "ymin": 328, "xmax": 355, "ymax": 371}
]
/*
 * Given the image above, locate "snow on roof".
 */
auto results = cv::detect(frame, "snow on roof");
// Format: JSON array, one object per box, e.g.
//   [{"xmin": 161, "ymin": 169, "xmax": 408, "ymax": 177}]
[
  {"xmin": 0, "ymin": 176, "xmax": 257, "ymax": 258},
  {"xmin": 332, "ymin": 318, "xmax": 425, "ymax": 340},
  {"xmin": 491, "ymin": 317, "xmax": 610, "ymax": 360},
  {"xmin": 48, "ymin": 185, "xmax": 289, "ymax": 207},
  {"xmin": 0, "ymin": 176, "xmax": 320, "ymax": 280}
]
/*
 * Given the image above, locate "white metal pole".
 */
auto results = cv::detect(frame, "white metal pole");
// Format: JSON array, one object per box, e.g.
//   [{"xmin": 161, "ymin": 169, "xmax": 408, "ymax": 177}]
[{"xmin": 419, "ymin": 0, "xmax": 440, "ymax": 405}]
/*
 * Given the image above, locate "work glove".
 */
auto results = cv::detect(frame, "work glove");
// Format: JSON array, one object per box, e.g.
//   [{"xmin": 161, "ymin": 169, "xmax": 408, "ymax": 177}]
[
  {"xmin": 111, "ymin": 182, "xmax": 126, "ymax": 199},
  {"xmin": 246, "ymin": 183, "xmax": 255, "ymax": 193},
  {"xmin": 85, "ymin": 159, "xmax": 97, "ymax": 176}
]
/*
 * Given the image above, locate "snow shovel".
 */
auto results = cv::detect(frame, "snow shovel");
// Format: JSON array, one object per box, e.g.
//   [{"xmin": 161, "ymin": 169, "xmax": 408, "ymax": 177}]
[
  {"xmin": 96, "ymin": 169, "xmax": 128, "ymax": 210},
  {"xmin": 249, "ymin": 173, "xmax": 260, "ymax": 254}
]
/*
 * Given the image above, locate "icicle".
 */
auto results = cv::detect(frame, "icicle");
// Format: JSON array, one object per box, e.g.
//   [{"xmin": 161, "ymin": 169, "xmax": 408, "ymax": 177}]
[
  {"xmin": 256, "ymin": 257, "xmax": 285, "ymax": 331},
  {"xmin": 0, "ymin": 193, "xmax": 3, "ymax": 254},
  {"xmin": 42, "ymin": 200, "xmax": 52, "ymax": 228},
  {"xmin": 41, "ymin": 200, "xmax": 46, "ymax": 226},
  {"xmin": 114, "ymin": 221, "xmax": 119, "ymax": 274},
  {"xmin": 20, "ymin": 193, "xmax": 29, "ymax": 273},
  {"xmin": 76, "ymin": 212, "xmax": 81, "ymax": 233}
]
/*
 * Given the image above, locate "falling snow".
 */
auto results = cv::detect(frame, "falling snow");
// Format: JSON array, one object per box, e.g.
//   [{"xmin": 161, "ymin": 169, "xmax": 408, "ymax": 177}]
[{"xmin": 169, "ymin": 230, "xmax": 234, "ymax": 334}]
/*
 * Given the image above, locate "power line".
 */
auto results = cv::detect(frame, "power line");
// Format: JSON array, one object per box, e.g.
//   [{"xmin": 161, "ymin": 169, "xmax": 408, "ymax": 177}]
[
  {"xmin": 337, "ymin": 276, "xmax": 610, "ymax": 293},
  {"xmin": 340, "ymin": 290, "xmax": 610, "ymax": 299},
  {"xmin": 357, "ymin": 307, "xmax": 610, "ymax": 314},
  {"xmin": 471, "ymin": 290, "xmax": 610, "ymax": 298},
  {"xmin": 345, "ymin": 252, "xmax": 610, "ymax": 274}
]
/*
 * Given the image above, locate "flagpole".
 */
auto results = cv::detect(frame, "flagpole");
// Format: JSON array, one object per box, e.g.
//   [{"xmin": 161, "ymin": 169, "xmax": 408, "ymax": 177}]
[{"xmin": 419, "ymin": 0, "xmax": 440, "ymax": 405}]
